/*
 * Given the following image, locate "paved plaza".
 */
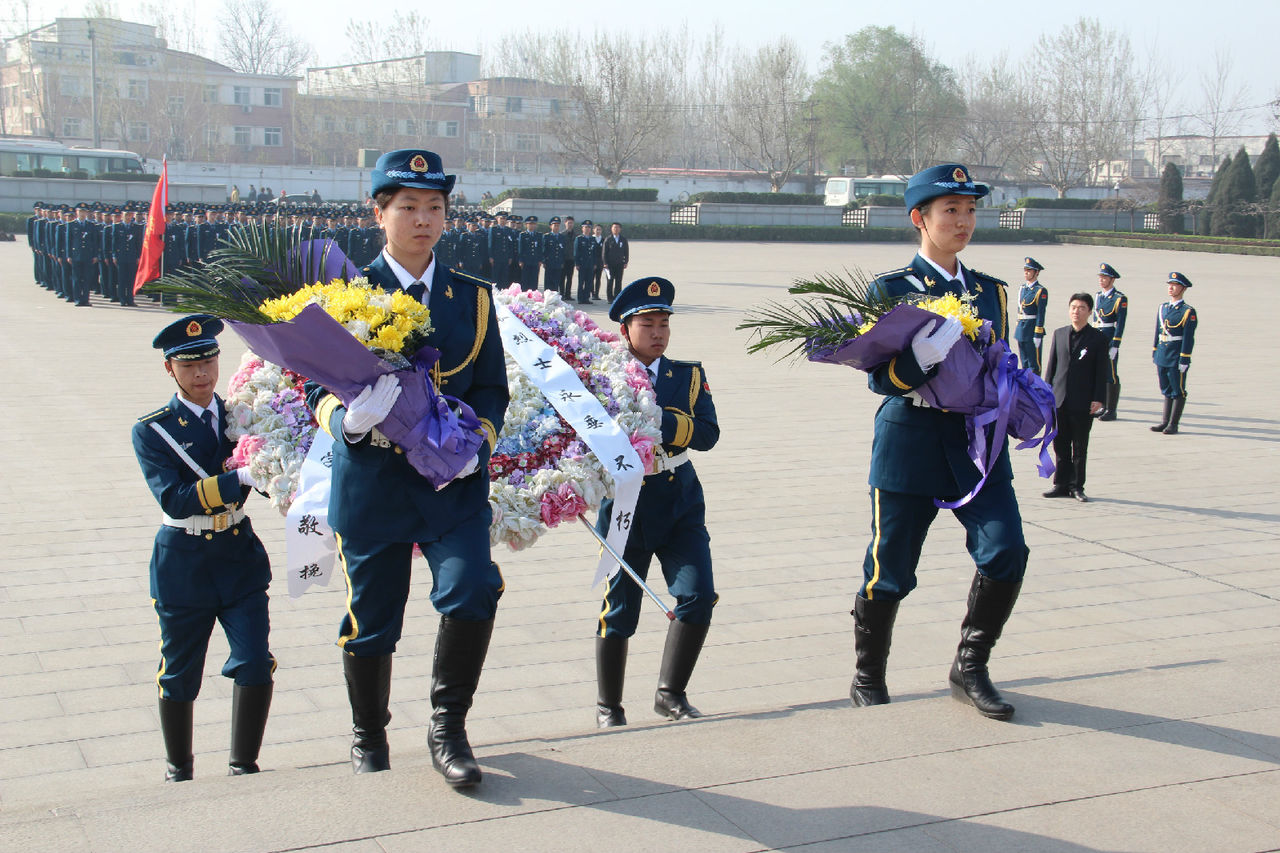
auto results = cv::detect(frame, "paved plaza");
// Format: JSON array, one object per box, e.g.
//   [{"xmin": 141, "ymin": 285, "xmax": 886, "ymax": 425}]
[{"xmin": 0, "ymin": 236, "xmax": 1277, "ymax": 852}]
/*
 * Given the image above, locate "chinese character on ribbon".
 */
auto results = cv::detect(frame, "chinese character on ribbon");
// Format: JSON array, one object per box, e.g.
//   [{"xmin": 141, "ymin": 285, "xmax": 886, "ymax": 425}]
[
  {"xmin": 320, "ymin": 450, "xmax": 333, "ymax": 468},
  {"xmin": 298, "ymin": 563, "xmax": 322, "ymax": 579},
  {"xmin": 583, "ymin": 415, "xmax": 603, "ymax": 430},
  {"xmin": 615, "ymin": 510, "xmax": 632, "ymax": 531},
  {"xmin": 534, "ymin": 357, "xmax": 551, "ymax": 370},
  {"xmin": 559, "ymin": 390, "xmax": 582, "ymax": 403},
  {"xmin": 614, "ymin": 455, "xmax": 634, "ymax": 471},
  {"xmin": 297, "ymin": 514, "xmax": 322, "ymax": 536},
  {"xmin": 511, "ymin": 332, "xmax": 532, "ymax": 345}
]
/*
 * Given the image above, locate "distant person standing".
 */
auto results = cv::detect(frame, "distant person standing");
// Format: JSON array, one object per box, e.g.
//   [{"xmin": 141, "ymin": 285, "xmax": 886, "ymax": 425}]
[
  {"xmin": 246, "ymin": 184, "xmax": 258, "ymax": 203},
  {"xmin": 574, "ymin": 220, "xmax": 597, "ymax": 304},
  {"xmin": 1091, "ymin": 263, "xmax": 1126, "ymax": 421},
  {"xmin": 602, "ymin": 222, "xmax": 630, "ymax": 302},
  {"xmin": 1013, "ymin": 257, "xmax": 1048, "ymax": 373},
  {"xmin": 591, "ymin": 222, "xmax": 605, "ymax": 300},
  {"xmin": 517, "ymin": 215, "xmax": 543, "ymax": 290},
  {"xmin": 541, "ymin": 217, "xmax": 566, "ymax": 294},
  {"xmin": 230, "ymin": 185, "xmax": 241, "ymax": 204},
  {"xmin": 561, "ymin": 215, "xmax": 577, "ymax": 294},
  {"xmin": 1041, "ymin": 293, "xmax": 1109, "ymax": 502},
  {"xmin": 1150, "ymin": 272, "xmax": 1198, "ymax": 435}
]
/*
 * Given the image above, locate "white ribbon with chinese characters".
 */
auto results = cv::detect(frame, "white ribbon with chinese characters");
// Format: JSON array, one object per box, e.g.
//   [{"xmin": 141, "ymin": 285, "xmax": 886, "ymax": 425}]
[
  {"xmin": 494, "ymin": 301, "xmax": 645, "ymax": 586},
  {"xmin": 284, "ymin": 429, "xmax": 337, "ymax": 598}
]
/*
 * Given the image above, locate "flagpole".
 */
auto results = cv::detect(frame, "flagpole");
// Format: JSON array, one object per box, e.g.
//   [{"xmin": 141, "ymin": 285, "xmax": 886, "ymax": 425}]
[{"xmin": 577, "ymin": 514, "xmax": 675, "ymax": 620}]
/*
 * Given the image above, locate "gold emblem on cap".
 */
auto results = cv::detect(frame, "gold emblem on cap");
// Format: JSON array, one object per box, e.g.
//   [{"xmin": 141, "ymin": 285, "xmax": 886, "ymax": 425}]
[
  {"xmin": 646, "ymin": 282, "xmax": 661, "ymax": 297},
  {"xmin": 409, "ymin": 154, "xmax": 428, "ymax": 172},
  {"xmin": 185, "ymin": 320, "xmax": 202, "ymax": 337},
  {"xmin": 953, "ymin": 167, "xmax": 967, "ymax": 182}
]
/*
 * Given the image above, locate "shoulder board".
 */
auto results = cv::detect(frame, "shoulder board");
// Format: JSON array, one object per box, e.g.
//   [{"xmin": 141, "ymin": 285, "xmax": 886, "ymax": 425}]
[
  {"xmin": 874, "ymin": 266, "xmax": 913, "ymax": 280},
  {"xmin": 666, "ymin": 359, "xmax": 703, "ymax": 369},
  {"xmin": 970, "ymin": 269, "xmax": 1008, "ymax": 287},
  {"xmin": 449, "ymin": 269, "xmax": 494, "ymax": 290},
  {"xmin": 138, "ymin": 406, "xmax": 170, "ymax": 424}
]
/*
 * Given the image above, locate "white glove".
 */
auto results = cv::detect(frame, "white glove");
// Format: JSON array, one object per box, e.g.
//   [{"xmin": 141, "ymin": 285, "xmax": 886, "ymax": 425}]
[
  {"xmin": 1178, "ymin": 364, "xmax": 1188, "ymax": 373},
  {"xmin": 910, "ymin": 317, "xmax": 963, "ymax": 371},
  {"xmin": 1034, "ymin": 336, "xmax": 1042, "ymax": 348},
  {"xmin": 436, "ymin": 453, "xmax": 481, "ymax": 491},
  {"xmin": 342, "ymin": 373, "xmax": 402, "ymax": 440},
  {"xmin": 236, "ymin": 466, "xmax": 256, "ymax": 488},
  {"xmin": 1109, "ymin": 346, "xmax": 1118, "ymax": 359}
]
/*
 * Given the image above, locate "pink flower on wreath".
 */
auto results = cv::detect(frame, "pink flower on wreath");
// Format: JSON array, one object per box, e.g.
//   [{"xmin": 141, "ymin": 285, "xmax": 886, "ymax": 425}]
[
  {"xmin": 539, "ymin": 481, "xmax": 588, "ymax": 528},
  {"xmin": 624, "ymin": 359, "xmax": 653, "ymax": 392},
  {"xmin": 227, "ymin": 358, "xmax": 264, "ymax": 395},
  {"xmin": 230, "ymin": 434, "xmax": 266, "ymax": 468},
  {"xmin": 629, "ymin": 434, "xmax": 656, "ymax": 473}
]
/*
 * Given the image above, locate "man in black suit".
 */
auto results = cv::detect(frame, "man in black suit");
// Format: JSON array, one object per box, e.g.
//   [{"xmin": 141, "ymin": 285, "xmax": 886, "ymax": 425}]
[
  {"xmin": 1041, "ymin": 293, "xmax": 1109, "ymax": 502},
  {"xmin": 602, "ymin": 222, "xmax": 629, "ymax": 302}
]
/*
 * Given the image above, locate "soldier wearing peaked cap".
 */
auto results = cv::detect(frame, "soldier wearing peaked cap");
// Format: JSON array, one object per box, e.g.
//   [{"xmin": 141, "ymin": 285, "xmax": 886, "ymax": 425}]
[
  {"xmin": 517, "ymin": 215, "xmax": 543, "ymax": 290},
  {"xmin": 1014, "ymin": 257, "xmax": 1048, "ymax": 373},
  {"xmin": 849, "ymin": 164, "xmax": 1029, "ymax": 723},
  {"xmin": 1150, "ymin": 272, "xmax": 1198, "ymax": 435},
  {"xmin": 304, "ymin": 149, "xmax": 508, "ymax": 789},
  {"xmin": 541, "ymin": 216, "xmax": 566, "ymax": 294},
  {"xmin": 594, "ymin": 277, "xmax": 720, "ymax": 729},
  {"xmin": 132, "ymin": 315, "xmax": 275, "ymax": 782},
  {"xmin": 1091, "ymin": 262, "xmax": 1126, "ymax": 420}
]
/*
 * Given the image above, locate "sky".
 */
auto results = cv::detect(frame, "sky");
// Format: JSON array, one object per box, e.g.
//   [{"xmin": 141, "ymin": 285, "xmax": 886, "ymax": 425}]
[{"xmin": 14, "ymin": 0, "xmax": 1280, "ymax": 134}]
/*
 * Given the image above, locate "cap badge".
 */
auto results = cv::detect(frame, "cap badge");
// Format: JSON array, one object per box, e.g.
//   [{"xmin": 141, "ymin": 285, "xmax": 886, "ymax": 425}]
[
  {"xmin": 409, "ymin": 154, "xmax": 428, "ymax": 173},
  {"xmin": 647, "ymin": 282, "xmax": 662, "ymax": 296},
  {"xmin": 185, "ymin": 320, "xmax": 202, "ymax": 337},
  {"xmin": 953, "ymin": 167, "xmax": 967, "ymax": 182}
]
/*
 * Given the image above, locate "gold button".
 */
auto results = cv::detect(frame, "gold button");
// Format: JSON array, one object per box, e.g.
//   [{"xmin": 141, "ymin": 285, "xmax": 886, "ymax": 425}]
[
  {"xmin": 394, "ymin": 447, "xmax": 403, "ymax": 454},
  {"xmin": 232, "ymin": 529, "xmax": 240, "ymax": 536},
  {"xmin": 205, "ymin": 509, "xmax": 212, "ymax": 515},
  {"xmin": 204, "ymin": 533, "xmax": 213, "ymax": 540}
]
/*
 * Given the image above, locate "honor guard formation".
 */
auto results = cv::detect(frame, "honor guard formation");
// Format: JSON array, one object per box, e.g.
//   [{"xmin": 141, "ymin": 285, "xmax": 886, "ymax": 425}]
[{"xmin": 112, "ymin": 153, "xmax": 1204, "ymax": 788}]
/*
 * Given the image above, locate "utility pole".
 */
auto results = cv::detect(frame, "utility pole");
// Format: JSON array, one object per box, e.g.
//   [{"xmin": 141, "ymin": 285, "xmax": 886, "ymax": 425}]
[
  {"xmin": 88, "ymin": 21, "xmax": 100, "ymax": 147},
  {"xmin": 804, "ymin": 99, "xmax": 819, "ymax": 195}
]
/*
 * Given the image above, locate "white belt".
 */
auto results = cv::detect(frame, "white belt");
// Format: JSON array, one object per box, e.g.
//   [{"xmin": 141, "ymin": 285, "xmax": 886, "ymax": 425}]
[
  {"xmin": 905, "ymin": 391, "xmax": 932, "ymax": 409},
  {"xmin": 163, "ymin": 506, "xmax": 246, "ymax": 534},
  {"xmin": 1159, "ymin": 334, "xmax": 1182, "ymax": 343},
  {"xmin": 369, "ymin": 427, "xmax": 396, "ymax": 449},
  {"xmin": 1017, "ymin": 314, "xmax": 1037, "ymax": 321},
  {"xmin": 650, "ymin": 450, "xmax": 689, "ymax": 474},
  {"xmin": 1096, "ymin": 322, "xmax": 1116, "ymax": 328}
]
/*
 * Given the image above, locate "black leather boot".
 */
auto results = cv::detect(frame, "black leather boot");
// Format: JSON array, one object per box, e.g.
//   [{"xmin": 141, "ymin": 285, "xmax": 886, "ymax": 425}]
[
  {"xmin": 158, "ymin": 697, "xmax": 194, "ymax": 782},
  {"xmin": 228, "ymin": 683, "xmax": 272, "ymax": 775},
  {"xmin": 595, "ymin": 635, "xmax": 628, "ymax": 728},
  {"xmin": 1098, "ymin": 383, "xmax": 1119, "ymax": 421},
  {"xmin": 1162, "ymin": 397, "xmax": 1186, "ymax": 435},
  {"xmin": 428, "ymin": 616, "xmax": 493, "ymax": 788},
  {"xmin": 343, "ymin": 654, "xmax": 392, "ymax": 773},
  {"xmin": 654, "ymin": 620, "xmax": 709, "ymax": 720},
  {"xmin": 949, "ymin": 573, "xmax": 1021, "ymax": 721},
  {"xmin": 850, "ymin": 595, "xmax": 900, "ymax": 707},
  {"xmin": 1150, "ymin": 397, "xmax": 1173, "ymax": 432}
]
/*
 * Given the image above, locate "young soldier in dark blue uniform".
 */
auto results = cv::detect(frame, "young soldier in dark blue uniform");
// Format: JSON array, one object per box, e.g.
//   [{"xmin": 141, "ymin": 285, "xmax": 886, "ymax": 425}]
[
  {"xmin": 1091, "ymin": 263, "xmax": 1127, "ymax": 420},
  {"xmin": 132, "ymin": 316, "xmax": 275, "ymax": 781},
  {"xmin": 1014, "ymin": 257, "xmax": 1048, "ymax": 372},
  {"xmin": 850, "ymin": 164, "xmax": 1028, "ymax": 721},
  {"xmin": 67, "ymin": 202, "xmax": 99, "ymax": 307},
  {"xmin": 574, "ymin": 220, "xmax": 597, "ymax": 304},
  {"xmin": 541, "ymin": 216, "xmax": 565, "ymax": 293},
  {"xmin": 1151, "ymin": 272, "xmax": 1198, "ymax": 435},
  {"xmin": 305, "ymin": 149, "xmax": 509, "ymax": 789},
  {"xmin": 116, "ymin": 205, "xmax": 143, "ymax": 307},
  {"xmin": 517, "ymin": 215, "xmax": 543, "ymax": 290},
  {"xmin": 594, "ymin": 277, "xmax": 720, "ymax": 728}
]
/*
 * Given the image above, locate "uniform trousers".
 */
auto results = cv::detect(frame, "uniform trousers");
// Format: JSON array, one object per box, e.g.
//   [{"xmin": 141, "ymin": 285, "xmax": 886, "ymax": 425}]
[
  {"xmin": 1157, "ymin": 365, "xmax": 1188, "ymax": 399},
  {"xmin": 1052, "ymin": 407, "xmax": 1093, "ymax": 491},
  {"xmin": 861, "ymin": 478, "xmax": 1028, "ymax": 601},
  {"xmin": 154, "ymin": 592, "xmax": 274, "ymax": 702},
  {"xmin": 335, "ymin": 507, "xmax": 504, "ymax": 657},
  {"xmin": 520, "ymin": 263, "xmax": 541, "ymax": 291},
  {"xmin": 544, "ymin": 265, "xmax": 563, "ymax": 294}
]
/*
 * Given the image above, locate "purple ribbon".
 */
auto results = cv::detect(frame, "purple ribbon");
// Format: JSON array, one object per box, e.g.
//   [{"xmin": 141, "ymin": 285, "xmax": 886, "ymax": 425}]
[{"xmin": 936, "ymin": 345, "xmax": 1017, "ymax": 510}]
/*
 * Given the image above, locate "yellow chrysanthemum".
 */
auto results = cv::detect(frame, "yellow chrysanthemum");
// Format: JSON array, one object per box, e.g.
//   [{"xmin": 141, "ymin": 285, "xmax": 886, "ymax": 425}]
[
  {"xmin": 257, "ymin": 280, "xmax": 431, "ymax": 354},
  {"xmin": 918, "ymin": 293, "xmax": 983, "ymax": 340}
]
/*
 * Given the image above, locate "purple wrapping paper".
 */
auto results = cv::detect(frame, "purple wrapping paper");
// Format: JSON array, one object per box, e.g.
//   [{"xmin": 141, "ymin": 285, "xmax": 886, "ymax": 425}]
[
  {"xmin": 294, "ymin": 239, "xmax": 362, "ymax": 283},
  {"xmin": 229, "ymin": 303, "xmax": 484, "ymax": 488}
]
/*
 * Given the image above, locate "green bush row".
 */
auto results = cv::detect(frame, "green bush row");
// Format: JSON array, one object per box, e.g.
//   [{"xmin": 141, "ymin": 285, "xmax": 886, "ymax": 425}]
[
  {"xmin": 1016, "ymin": 197, "xmax": 1101, "ymax": 210},
  {"xmin": 685, "ymin": 191, "xmax": 823, "ymax": 205},
  {"xmin": 494, "ymin": 187, "xmax": 659, "ymax": 202},
  {"xmin": 0, "ymin": 212, "xmax": 32, "ymax": 234}
]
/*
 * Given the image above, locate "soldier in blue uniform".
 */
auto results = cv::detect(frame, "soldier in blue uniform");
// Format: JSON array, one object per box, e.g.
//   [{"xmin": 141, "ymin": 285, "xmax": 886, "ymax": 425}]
[
  {"xmin": 574, "ymin": 220, "xmax": 597, "ymax": 304},
  {"xmin": 1091, "ymin": 263, "xmax": 1127, "ymax": 421},
  {"xmin": 487, "ymin": 212, "xmax": 514, "ymax": 287},
  {"xmin": 305, "ymin": 149, "xmax": 508, "ymax": 789},
  {"xmin": 850, "ymin": 164, "xmax": 1028, "ymax": 722},
  {"xmin": 517, "ymin": 215, "xmax": 543, "ymax": 290},
  {"xmin": 67, "ymin": 203, "xmax": 99, "ymax": 307},
  {"xmin": 115, "ymin": 205, "xmax": 143, "ymax": 307},
  {"xmin": 1014, "ymin": 257, "xmax": 1048, "ymax": 372},
  {"xmin": 132, "ymin": 315, "xmax": 275, "ymax": 782},
  {"xmin": 459, "ymin": 216, "xmax": 486, "ymax": 277},
  {"xmin": 594, "ymin": 277, "xmax": 720, "ymax": 728},
  {"xmin": 1150, "ymin": 272, "xmax": 1198, "ymax": 435},
  {"xmin": 541, "ymin": 216, "xmax": 566, "ymax": 293}
]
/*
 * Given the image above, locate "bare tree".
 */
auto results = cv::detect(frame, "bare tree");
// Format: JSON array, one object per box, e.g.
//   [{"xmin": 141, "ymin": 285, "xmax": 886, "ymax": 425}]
[
  {"xmin": 216, "ymin": 0, "xmax": 311, "ymax": 77},
  {"xmin": 140, "ymin": 0, "xmax": 206, "ymax": 56},
  {"xmin": 1020, "ymin": 18, "xmax": 1141, "ymax": 197},
  {"xmin": 343, "ymin": 13, "xmax": 435, "ymax": 63},
  {"xmin": 954, "ymin": 53, "xmax": 1034, "ymax": 178},
  {"xmin": 721, "ymin": 38, "xmax": 811, "ymax": 191},
  {"xmin": 1136, "ymin": 43, "xmax": 1187, "ymax": 176},
  {"xmin": 1195, "ymin": 48, "xmax": 1249, "ymax": 166}
]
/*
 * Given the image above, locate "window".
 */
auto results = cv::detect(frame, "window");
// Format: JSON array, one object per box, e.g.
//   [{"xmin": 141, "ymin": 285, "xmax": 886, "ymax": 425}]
[
  {"xmin": 550, "ymin": 99, "xmax": 561, "ymax": 115},
  {"xmin": 127, "ymin": 122, "xmax": 149, "ymax": 142},
  {"xmin": 59, "ymin": 76, "xmax": 82, "ymax": 96},
  {"xmin": 344, "ymin": 118, "xmax": 356, "ymax": 133},
  {"xmin": 506, "ymin": 97, "xmax": 522, "ymax": 113},
  {"xmin": 167, "ymin": 95, "xmax": 185, "ymax": 114},
  {"xmin": 263, "ymin": 87, "xmax": 282, "ymax": 107},
  {"xmin": 233, "ymin": 86, "xmax": 250, "ymax": 106},
  {"xmin": 383, "ymin": 119, "xmax": 395, "ymax": 136},
  {"xmin": 404, "ymin": 119, "xmax": 417, "ymax": 135},
  {"xmin": 264, "ymin": 127, "xmax": 282, "ymax": 147},
  {"xmin": 205, "ymin": 126, "xmax": 220, "ymax": 147},
  {"xmin": 62, "ymin": 117, "xmax": 82, "ymax": 137},
  {"xmin": 127, "ymin": 79, "xmax": 148, "ymax": 100},
  {"xmin": 234, "ymin": 125, "xmax": 252, "ymax": 146},
  {"xmin": 323, "ymin": 115, "xmax": 336, "ymax": 133},
  {"xmin": 515, "ymin": 133, "xmax": 538, "ymax": 152},
  {"xmin": 443, "ymin": 120, "xmax": 459, "ymax": 138},
  {"xmin": 203, "ymin": 85, "xmax": 219, "ymax": 104}
]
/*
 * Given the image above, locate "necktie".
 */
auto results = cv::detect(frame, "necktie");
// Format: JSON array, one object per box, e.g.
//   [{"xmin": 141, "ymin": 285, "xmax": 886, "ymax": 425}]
[
  {"xmin": 407, "ymin": 281, "xmax": 426, "ymax": 302},
  {"xmin": 647, "ymin": 368, "xmax": 657, "ymax": 386},
  {"xmin": 200, "ymin": 409, "xmax": 218, "ymax": 449}
]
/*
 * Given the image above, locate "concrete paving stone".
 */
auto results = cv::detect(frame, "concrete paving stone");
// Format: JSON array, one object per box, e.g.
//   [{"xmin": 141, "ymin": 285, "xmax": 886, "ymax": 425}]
[
  {"xmin": 1187, "ymin": 770, "xmax": 1280, "ymax": 831},
  {"xmin": 0, "ymin": 706, "xmax": 153, "ymax": 752},
  {"xmin": 1, "ymin": 664, "xmax": 131, "ymax": 699},
  {"xmin": 0, "ymin": 741, "xmax": 87, "ymax": 779}
]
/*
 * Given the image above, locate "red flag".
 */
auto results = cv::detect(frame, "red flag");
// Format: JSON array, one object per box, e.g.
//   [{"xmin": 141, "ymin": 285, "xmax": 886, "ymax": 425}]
[{"xmin": 133, "ymin": 157, "xmax": 168, "ymax": 294}]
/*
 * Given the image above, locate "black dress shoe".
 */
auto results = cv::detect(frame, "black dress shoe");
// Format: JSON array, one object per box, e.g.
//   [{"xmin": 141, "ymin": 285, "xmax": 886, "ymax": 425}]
[
  {"xmin": 1042, "ymin": 487, "xmax": 1072, "ymax": 498},
  {"xmin": 1073, "ymin": 490, "xmax": 1089, "ymax": 502}
]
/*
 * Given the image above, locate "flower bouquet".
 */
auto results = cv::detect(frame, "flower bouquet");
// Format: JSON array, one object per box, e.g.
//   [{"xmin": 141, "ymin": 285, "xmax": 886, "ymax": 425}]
[
  {"xmin": 224, "ymin": 352, "xmax": 317, "ymax": 513},
  {"xmin": 489, "ymin": 285, "xmax": 662, "ymax": 551},
  {"xmin": 740, "ymin": 269, "xmax": 1056, "ymax": 507}
]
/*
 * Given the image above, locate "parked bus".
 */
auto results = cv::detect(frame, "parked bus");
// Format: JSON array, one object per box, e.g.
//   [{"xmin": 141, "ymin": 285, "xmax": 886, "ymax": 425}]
[
  {"xmin": 824, "ymin": 175, "xmax": 908, "ymax": 206},
  {"xmin": 0, "ymin": 139, "xmax": 145, "ymax": 178}
]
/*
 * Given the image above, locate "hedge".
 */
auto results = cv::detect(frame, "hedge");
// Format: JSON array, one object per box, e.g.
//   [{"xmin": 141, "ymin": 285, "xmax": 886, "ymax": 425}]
[
  {"xmin": 493, "ymin": 187, "xmax": 659, "ymax": 202},
  {"xmin": 623, "ymin": 224, "xmax": 1059, "ymax": 244},
  {"xmin": 686, "ymin": 191, "xmax": 823, "ymax": 205},
  {"xmin": 99, "ymin": 172, "xmax": 159, "ymax": 182},
  {"xmin": 0, "ymin": 212, "xmax": 32, "ymax": 234},
  {"xmin": 1016, "ymin": 198, "xmax": 1098, "ymax": 210}
]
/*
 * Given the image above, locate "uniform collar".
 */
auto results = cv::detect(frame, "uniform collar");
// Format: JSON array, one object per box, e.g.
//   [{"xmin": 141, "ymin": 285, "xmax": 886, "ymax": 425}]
[{"xmin": 380, "ymin": 248, "xmax": 436, "ymax": 291}]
